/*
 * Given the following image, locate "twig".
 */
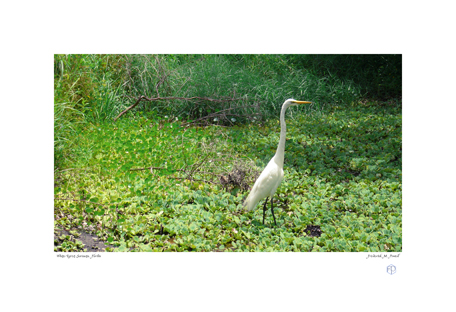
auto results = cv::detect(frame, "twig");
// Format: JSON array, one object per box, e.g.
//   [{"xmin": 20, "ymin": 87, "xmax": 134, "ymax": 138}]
[
  {"xmin": 175, "ymin": 73, "xmax": 191, "ymax": 96},
  {"xmin": 186, "ymin": 142, "xmax": 215, "ymax": 180},
  {"xmin": 130, "ymin": 166, "xmax": 185, "ymax": 172},
  {"xmin": 114, "ymin": 96, "xmax": 146, "ymax": 121}
]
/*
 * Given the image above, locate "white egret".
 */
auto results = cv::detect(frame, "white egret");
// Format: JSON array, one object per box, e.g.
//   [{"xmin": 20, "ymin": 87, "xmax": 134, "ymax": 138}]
[{"xmin": 243, "ymin": 98, "xmax": 311, "ymax": 226}]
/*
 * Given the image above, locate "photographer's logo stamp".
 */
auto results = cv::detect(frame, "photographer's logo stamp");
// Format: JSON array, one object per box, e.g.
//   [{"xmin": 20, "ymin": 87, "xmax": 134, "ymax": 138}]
[{"xmin": 386, "ymin": 264, "xmax": 396, "ymax": 275}]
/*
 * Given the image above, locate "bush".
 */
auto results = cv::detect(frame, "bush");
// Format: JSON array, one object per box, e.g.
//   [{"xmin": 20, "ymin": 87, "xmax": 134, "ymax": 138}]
[
  {"xmin": 54, "ymin": 54, "xmax": 126, "ymax": 167},
  {"xmin": 285, "ymin": 54, "xmax": 402, "ymax": 99}
]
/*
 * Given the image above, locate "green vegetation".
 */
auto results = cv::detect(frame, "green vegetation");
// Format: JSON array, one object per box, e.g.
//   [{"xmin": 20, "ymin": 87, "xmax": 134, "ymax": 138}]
[{"xmin": 54, "ymin": 54, "xmax": 402, "ymax": 252}]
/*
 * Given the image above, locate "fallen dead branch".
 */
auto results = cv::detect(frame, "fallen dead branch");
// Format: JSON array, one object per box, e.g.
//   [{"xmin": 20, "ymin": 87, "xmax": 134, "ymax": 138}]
[
  {"xmin": 182, "ymin": 105, "xmax": 260, "ymax": 127},
  {"xmin": 114, "ymin": 95, "xmax": 246, "ymax": 122},
  {"xmin": 130, "ymin": 166, "xmax": 185, "ymax": 172}
]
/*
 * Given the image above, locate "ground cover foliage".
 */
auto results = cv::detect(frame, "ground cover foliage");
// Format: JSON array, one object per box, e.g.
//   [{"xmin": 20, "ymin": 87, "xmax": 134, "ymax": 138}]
[{"xmin": 54, "ymin": 54, "xmax": 402, "ymax": 252}]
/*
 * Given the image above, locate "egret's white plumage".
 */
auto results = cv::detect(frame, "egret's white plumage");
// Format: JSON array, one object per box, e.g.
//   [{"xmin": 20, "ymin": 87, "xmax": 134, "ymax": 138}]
[
  {"xmin": 243, "ymin": 156, "xmax": 284, "ymax": 211},
  {"xmin": 243, "ymin": 98, "xmax": 311, "ymax": 225}
]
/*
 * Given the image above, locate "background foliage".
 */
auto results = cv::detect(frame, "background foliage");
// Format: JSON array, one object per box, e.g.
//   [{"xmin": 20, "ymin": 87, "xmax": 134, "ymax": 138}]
[{"xmin": 54, "ymin": 54, "xmax": 402, "ymax": 252}]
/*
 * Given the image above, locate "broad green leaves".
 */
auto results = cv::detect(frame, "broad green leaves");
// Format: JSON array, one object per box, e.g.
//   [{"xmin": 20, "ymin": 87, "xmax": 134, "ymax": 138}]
[{"xmin": 54, "ymin": 99, "xmax": 402, "ymax": 252}]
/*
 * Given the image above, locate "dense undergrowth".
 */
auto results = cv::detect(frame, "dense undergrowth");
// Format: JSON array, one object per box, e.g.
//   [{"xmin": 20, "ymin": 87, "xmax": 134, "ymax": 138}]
[{"xmin": 54, "ymin": 54, "xmax": 402, "ymax": 252}]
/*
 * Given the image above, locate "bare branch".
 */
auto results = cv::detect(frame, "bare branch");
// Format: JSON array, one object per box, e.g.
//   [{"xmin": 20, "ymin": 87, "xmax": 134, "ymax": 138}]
[
  {"xmin": 114, "ymin": 95, "xmax": 246, "ymax": 122},
  {"xmin": 114, "ymin": 96, "xmax": 146, "ymax": 121},
  {"xmin": 130, "ymin": 166, "xmax": 185, "ymax": 172},
  {"xmin": 182, "ymin": 105, "xmax": 259, "ymax": 126}
]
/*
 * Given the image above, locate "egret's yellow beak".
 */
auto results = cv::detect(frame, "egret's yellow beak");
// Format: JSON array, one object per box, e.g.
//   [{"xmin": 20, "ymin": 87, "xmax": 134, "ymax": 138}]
[{"xmin": 292, "ymin": 100, "xmax": 312, "ymax": 104}]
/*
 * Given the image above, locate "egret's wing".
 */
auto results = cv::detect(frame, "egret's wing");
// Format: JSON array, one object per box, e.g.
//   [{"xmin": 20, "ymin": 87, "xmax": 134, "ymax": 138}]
[{"xmin": 243, "ymin": 160, "xmax": 280, "ymax": 211}]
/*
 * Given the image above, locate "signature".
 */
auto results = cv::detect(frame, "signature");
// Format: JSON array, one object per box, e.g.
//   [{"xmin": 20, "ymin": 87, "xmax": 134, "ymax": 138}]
[
  {"xmin": 57, "ymin": 254, "xmax": 101, "ymax": 259},
  {"xmin": 366, "ymin": 253, "xmax": 400, "ymax": 259}
]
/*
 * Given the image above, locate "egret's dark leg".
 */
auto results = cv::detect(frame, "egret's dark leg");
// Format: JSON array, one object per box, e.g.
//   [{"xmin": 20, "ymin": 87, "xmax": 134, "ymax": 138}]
[
  {"xmin": 270, "ymin": 197, "xmax": 277, "ymax": 226},
  {"xmin": 262, "ymin": 197, "xmax": 269, "ymax": 224}
]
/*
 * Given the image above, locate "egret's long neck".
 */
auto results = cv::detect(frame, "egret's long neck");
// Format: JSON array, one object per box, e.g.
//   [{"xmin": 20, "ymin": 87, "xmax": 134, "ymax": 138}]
[{"xmin": 275, "ymin": 103, "xmax": 289, "ymax": 165}]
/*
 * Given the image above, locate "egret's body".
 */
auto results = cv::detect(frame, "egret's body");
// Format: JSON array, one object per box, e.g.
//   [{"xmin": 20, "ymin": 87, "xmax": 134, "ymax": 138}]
[
  {"xmin": 243, "ymin": 155, "xmax": 284, "ymax": 211},
  {"xmin": 243, "ymin": 98, "xmax": 311, "ymax": 226}
]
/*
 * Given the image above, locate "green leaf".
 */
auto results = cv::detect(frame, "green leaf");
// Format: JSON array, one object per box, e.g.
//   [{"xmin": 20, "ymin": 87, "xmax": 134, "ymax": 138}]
[{"xmin": 90, "ymin": 197, "xmax": 99, "ymax": 203}]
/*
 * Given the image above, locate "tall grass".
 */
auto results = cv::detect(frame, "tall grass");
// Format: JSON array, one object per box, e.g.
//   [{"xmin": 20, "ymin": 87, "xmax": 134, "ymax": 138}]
[
  {"xmin": 120, "ymin": 54, "xmax": 363, "ymax": 121},
  {"xmin": 54, "ymin": 100, "xmax": 84, "ymax": 167},
  {"xmin": 54, "ymin": 54, "xmax": 401, "ymax": 168},
  {"xmin": 54, "ymin": 54, "xmax": 125, "ymax": 167}
]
